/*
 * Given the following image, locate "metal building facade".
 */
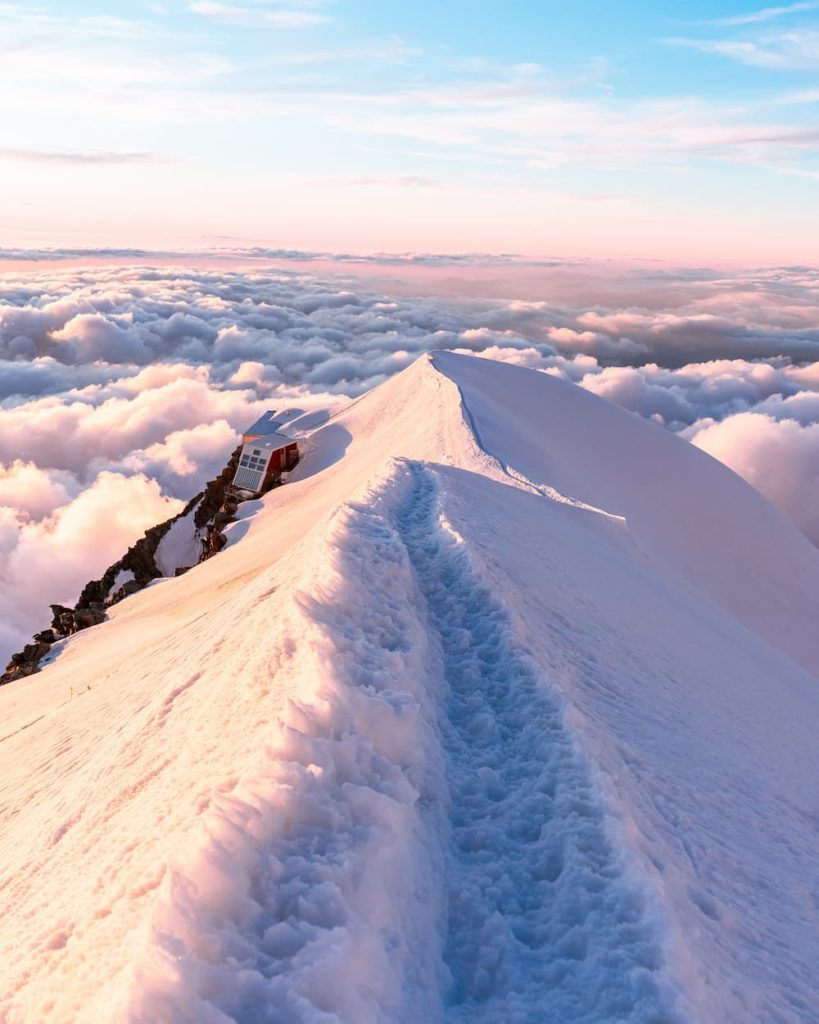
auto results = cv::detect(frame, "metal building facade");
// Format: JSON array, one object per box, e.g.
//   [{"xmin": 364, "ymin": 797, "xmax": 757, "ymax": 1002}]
[{"xmin": 232, "ymin": 434, "xmax": 300, "ymax": 494}]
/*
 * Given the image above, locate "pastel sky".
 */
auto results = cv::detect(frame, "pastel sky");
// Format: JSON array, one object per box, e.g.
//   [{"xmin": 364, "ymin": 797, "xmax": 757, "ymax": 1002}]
[{"xmin": 4, "ymin": 0, "xmax": 819, "ymax": 262}]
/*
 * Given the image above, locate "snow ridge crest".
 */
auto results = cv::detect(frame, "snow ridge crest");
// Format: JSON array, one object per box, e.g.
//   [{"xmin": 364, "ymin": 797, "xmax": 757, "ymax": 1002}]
[{"xmin": 121, "ymin": 459, "xmax": 687, "ymax": 1024}]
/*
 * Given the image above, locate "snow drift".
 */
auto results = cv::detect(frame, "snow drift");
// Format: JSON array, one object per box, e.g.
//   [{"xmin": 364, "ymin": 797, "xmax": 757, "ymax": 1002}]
[{"xmin": 0, "ymin": 352, "xmax": 817, "ymax": 1024}]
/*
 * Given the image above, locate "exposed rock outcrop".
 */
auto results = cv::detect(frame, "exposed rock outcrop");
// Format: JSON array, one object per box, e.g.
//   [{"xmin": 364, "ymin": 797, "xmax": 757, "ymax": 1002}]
[
  {"xmin": 1, "ymin": 445, "xmax": 246, "ymax": 685},
  {"xmin": 2, "ymin": 640, "xmax": 53, "ymax": 681},
  {"xmin": 200, "ymin": 488, "xmax": 242, "ymax": 562},
  {"xmin": 0, "ymin": 440, "xmax": 303, "ymax": 686}
]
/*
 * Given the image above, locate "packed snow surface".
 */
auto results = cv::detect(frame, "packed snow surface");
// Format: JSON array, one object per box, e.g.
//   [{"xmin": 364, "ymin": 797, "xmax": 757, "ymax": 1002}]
[{"xmin": 1, "ymin": 352, "xmax": 818, "ymax": 1024}]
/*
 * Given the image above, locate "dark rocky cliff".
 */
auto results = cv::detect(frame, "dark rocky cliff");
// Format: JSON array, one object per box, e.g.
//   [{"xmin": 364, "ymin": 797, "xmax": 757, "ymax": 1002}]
[{"xmin": 1, "ymin": 445, "xmax": 245, "ymax": 685}]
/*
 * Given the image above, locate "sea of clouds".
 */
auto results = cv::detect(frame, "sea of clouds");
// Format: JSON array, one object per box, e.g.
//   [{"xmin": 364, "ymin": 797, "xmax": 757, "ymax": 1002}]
[{"xmin": 2, "ymin": 258, "xmax": 819, "ymax": 662}]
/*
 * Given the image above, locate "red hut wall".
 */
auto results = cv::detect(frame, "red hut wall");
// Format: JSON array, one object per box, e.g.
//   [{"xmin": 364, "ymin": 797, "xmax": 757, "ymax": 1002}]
[{"xmin": 260, "ymin": 444, "xmax": 299, "ymax": 491}]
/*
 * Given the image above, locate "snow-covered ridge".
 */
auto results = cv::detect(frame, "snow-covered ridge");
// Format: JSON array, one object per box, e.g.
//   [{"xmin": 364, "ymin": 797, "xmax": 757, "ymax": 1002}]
[{"xmin": 1, "ymin": 353, "xmax": 817, "ymax": 1023}]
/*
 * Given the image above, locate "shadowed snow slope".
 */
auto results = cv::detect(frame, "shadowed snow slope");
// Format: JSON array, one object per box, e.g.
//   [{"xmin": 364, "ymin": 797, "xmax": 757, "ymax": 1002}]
[{"xmin": 1, "ymin": 353, "xmax": 817, "ymax": 1024}]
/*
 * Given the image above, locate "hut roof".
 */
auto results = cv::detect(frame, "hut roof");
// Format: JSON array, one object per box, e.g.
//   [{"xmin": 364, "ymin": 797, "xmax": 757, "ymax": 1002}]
[
  {"xmin": 242, "ymin": 433, "xmax": 295, "ymax": 454},
  {"xmin": 243, "ymin": 410, "xmax": 284, "ymax": 438}
]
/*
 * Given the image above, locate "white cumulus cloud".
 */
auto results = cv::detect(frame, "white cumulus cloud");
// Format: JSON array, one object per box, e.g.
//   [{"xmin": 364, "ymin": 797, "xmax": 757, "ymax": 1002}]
[{"xmin": 1, "ymin": 259, "xmax": 819, "ymax": 663}]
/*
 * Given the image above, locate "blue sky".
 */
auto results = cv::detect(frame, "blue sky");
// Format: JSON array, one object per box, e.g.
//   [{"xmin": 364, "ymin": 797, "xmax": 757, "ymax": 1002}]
[{"xmin": 3, "ymin": 0, "xmax": 819, "ymax": 262}]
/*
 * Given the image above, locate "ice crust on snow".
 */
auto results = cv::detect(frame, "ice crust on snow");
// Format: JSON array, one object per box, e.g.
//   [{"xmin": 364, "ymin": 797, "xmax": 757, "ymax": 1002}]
[{"xmin": 0, "ymin": 352, "xmax": 817, "ymax": 1023}]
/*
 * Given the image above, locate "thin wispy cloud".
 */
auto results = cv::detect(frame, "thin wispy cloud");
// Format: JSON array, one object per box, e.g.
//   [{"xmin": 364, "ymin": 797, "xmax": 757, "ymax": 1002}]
[
  {"xmin": 671, "ymin": 30, "xmax": 819, "ymax": 70},
  {"xmin": 769, "ymin": 86, "xmax": 819, "ymax": 103},
  {"xmin": 1, "ymin": 1, "xmax": 819, "ymax": 261},
  {"xmin": 710, "ymin": 1, "xmax": 819, "ymax": 25},
  {"xmin": 188, "ymin": 1, "xmax": 330, "ymax": 27},
  {"xmin": 0, "ymin": 3, "xmax": 161, "ymax": 40},
  {"xmin": 248, "ymin": 39, "xmax": 417, "ymax": 67},
  {"xmin": 320, "ymin": 175, "xmax": 447, "ymax": 189},
  {"xmin": 0, "ymin": 147, "xmax": 161, "ymax": 165},
  {"xmin": 320, "ymin": 85, "xmax": 819, "ymax": 175}
]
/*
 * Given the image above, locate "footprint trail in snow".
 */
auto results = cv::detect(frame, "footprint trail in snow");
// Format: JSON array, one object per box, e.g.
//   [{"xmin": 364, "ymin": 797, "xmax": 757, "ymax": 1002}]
[
  {"xmin": 118, "ymin": 461, "xmax": 683, "ymax": 1024},
  {"xmin": 395, "ymin": 461, "xmax": 678, "ymax": 1024}
]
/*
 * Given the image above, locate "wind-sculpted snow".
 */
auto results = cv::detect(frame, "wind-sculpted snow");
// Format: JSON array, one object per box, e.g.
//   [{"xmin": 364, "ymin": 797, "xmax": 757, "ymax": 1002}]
[
  {"xmin": 1, "ymin": 353, "xmax": 818, "ymax": 1022},
  {"xmin": 125, "ymin": 477, "xmax": 447, "ymax": 1023},
  {"xmin": 124, "ymin": 461, "xmax": 684, "ymax": 1024}
]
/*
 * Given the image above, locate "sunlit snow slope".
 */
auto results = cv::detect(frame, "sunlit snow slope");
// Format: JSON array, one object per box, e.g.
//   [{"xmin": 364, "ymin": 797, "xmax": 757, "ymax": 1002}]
[{"xmin": 1, "ymin": 352, "xmax": 818, "ymax": 1024}]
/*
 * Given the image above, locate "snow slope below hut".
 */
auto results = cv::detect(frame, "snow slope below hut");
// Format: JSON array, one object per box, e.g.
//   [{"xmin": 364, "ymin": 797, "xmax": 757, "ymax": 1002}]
[{"xmin": 0, "ymin": 352, "xmax": 817, "ymax": 1024}]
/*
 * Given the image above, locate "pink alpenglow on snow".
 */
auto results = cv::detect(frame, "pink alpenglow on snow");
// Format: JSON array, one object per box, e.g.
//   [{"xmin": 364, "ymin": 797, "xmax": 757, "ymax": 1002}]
[
  {"xmin": 0, "ymin": 353, "xmax": 817, "ymax": 1024},
  {"xmin": 4, "ymin": 262, "xmax": 819, "ymax": 669}
]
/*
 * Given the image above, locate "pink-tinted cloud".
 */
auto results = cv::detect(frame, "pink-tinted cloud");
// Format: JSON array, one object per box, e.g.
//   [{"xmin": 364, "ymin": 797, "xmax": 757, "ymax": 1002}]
[
  {"xmin": 1, "ymin": 260, "xmax": 819, "ymax": 663},
  {"xmin": 690, "ymin": 414, "xmax": 819, "ymax": 546},
  {"xmin": 0, "ymin": 470, "xmax": 180, "ymax": 658}
]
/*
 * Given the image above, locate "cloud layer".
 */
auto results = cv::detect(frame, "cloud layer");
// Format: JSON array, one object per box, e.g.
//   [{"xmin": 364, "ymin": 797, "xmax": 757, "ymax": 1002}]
[{"xmin": 2, "ymin": 260, "xmax": 819, "ymax": 662}]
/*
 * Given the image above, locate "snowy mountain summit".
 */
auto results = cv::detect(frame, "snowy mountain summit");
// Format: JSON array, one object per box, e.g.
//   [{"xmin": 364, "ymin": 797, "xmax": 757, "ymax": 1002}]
[{"xmin": 1, "ymin": 352, "xmax": 818, "ymax": 1024}]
